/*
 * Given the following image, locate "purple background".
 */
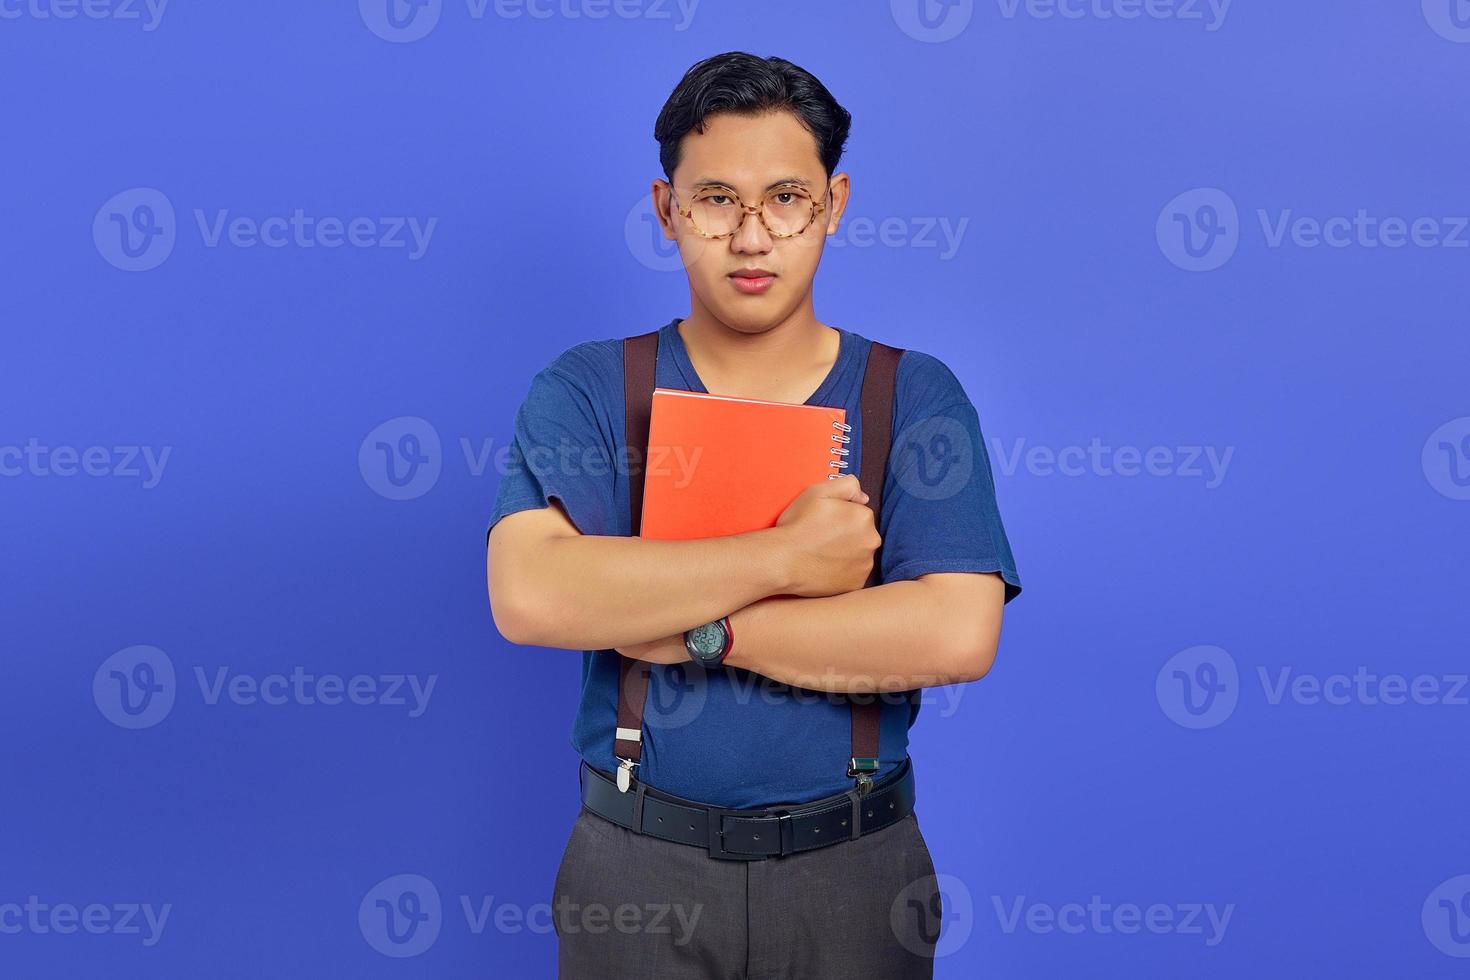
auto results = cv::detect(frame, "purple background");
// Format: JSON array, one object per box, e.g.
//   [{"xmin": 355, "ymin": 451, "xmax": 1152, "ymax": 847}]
[{"xmin": 3, "ymin": 1, "xmax": 1469, "ymax": 976}]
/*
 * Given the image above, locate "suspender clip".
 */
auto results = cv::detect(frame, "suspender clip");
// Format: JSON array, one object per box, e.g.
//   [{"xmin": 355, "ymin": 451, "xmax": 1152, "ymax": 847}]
[
  {"xmin": 848, "ymin": 757, "xmax": 879, "ymax": 796},
  {"xmin": 616, "ymin": 757, "xmax": 639, "ymax": 793}
]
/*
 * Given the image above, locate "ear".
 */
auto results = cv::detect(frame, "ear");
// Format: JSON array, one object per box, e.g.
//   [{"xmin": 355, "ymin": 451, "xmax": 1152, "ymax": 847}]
[
  {"xmin": 651, "ymin": 179, "xmax": 677, "ymax": 239},
  {"xmin": 824, "ymin": 172, "xmax": 851, "ymax": 235}
]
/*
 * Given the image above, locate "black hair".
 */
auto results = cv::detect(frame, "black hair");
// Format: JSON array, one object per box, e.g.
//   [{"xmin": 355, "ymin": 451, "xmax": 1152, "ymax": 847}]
[{"xmin": 653, "ymin": 52, "xmax": 852, "ymax": 181}]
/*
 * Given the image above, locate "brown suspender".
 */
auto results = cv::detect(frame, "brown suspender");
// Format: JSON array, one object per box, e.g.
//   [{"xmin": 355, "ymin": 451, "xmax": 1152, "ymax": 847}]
[
  {"xmin": 615, "ymin": 329, "xmax": 904, "ymax": 796},
  {"xmin": 614, "ymin": 330, "xmax": 659, "ymax": 788}
]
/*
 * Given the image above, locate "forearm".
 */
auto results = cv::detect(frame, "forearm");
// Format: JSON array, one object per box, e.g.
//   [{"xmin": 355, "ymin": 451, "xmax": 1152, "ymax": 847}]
[
  {"xmin": 494, "ymin": 526, "xmax": 793, "ymax": 651},
  {"xmin": 723, "ymin": 575, "xmax": 1003, "ymax": 693}
]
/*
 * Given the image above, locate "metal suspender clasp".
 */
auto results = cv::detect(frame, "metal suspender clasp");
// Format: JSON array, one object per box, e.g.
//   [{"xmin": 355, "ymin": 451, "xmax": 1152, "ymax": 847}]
[
  {"xmin": 616, "ymin": 757, "xmax": 639, "ymax": 793},
  {"xmin": 848, "ymin": 757, "xmax": 879, "ymax": 796}
]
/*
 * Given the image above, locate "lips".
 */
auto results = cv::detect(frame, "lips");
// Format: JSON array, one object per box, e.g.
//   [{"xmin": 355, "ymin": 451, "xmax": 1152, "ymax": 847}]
[{"xmin": 728, "ymin": 271, "xmax": 776, "ymax": 294}]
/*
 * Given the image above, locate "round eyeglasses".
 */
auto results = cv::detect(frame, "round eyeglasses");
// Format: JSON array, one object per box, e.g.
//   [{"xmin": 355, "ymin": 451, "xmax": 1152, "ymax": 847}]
[{"xmin": 670, "ymin": 183, "xmax": 829, "ymax": 240}]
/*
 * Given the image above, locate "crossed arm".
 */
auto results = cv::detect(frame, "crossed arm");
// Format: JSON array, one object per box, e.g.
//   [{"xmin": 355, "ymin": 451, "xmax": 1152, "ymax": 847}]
[{"xmin": 486, "ymin": 498, "xmax": 1006, "ymax": 693}]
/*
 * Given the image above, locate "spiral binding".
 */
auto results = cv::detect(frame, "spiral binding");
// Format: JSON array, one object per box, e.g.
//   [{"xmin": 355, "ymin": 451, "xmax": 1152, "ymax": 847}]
[{"xmin": 827, "ymin": 419, "xmax": 852, "ymax": 478}]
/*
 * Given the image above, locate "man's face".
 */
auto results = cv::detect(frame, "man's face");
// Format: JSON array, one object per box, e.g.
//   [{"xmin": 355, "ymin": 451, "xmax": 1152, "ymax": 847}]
[{"xmin": 655, "ymin": 111, "xmax": 849, "ymax": 335}]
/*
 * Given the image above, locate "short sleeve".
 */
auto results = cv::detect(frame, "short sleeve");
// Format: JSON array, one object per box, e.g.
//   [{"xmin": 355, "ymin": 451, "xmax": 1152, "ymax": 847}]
[
  {"xmin": 485, "ymin": 352, "xmax": 622, "ymax": 540},
  {"xmin": 877, "ymin": 350, "xmax": 1022, "ymax": 602}
]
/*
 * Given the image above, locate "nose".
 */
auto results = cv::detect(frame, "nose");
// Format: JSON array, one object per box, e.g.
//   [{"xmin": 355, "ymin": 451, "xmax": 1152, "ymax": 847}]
[{"xmin": 729, "ymin": 203, "xmax": 772, "ymax": 253}]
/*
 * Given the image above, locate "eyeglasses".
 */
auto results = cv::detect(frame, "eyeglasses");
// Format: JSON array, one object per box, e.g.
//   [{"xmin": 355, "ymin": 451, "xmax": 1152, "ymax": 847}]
[{"xmin": 670, "ymin": 182, "xmax": 829, "ymax": 240}]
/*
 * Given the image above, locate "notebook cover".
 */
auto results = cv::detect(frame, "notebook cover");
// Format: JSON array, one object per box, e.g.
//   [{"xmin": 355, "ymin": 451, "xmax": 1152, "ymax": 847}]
[{"xmin": 640, "ymin": 387, "xmax": 847, "ymax": 540}]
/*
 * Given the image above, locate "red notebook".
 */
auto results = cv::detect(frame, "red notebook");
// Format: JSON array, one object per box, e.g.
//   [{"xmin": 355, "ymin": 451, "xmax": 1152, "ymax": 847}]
[{"xmin": 640, "ymin": 388, "xmax": 848, "ymax": 540}]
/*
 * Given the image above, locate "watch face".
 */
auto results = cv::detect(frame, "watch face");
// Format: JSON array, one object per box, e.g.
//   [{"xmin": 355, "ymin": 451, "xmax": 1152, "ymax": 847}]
[{"xmin": 688, "ymin": 621, "xmax": 726, "ymax": 659}]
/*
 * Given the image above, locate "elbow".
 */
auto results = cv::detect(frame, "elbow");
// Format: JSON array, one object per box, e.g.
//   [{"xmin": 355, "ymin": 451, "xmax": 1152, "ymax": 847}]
[
  {"xmin": 488, "ymin": 579, "xmax": 548, "ymax": 648},
  {"xmin": 942, "ymin": 623, "xmax": 1000, "ymax": 684}
]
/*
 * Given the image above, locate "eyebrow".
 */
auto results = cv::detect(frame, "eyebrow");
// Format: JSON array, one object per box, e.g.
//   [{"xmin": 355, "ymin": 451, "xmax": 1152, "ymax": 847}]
[{"xmin": 688, "ymin": 175, "xmax": 814, "ymax": 191}]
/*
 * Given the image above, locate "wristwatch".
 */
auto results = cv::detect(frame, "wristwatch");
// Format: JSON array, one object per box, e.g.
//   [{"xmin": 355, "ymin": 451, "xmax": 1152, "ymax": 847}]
[{"xmin": 684, "ymin": 616, "xmax": 733, "ymax": 668}]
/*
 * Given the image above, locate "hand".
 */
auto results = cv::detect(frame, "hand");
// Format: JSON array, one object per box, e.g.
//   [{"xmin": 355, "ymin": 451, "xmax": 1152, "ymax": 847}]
[
  {"xmin": 615, "ymin": 633, "xmax": 689, "ymax": 665},
  {"xmin": 771, "ymin": 474, "xmax": 880, "ymax": 597}
]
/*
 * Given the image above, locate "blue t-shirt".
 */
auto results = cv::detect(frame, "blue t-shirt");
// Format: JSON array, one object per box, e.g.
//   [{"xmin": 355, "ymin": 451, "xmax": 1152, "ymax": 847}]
[{"xmin": 486, "ymin": 317, "xmax": 1021, "ymax": 808}]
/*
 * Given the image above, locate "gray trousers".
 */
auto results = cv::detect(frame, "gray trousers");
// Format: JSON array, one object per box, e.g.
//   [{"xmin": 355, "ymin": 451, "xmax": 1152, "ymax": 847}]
[{"xmin": 551, "ymin": 805, "xmax": 943, "ymax": 979}]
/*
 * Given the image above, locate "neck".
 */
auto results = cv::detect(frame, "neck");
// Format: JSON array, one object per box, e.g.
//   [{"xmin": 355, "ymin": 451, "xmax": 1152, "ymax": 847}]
[{"xmin": 677, "ymin": 298, "xmax": 839, "ymax": 402}]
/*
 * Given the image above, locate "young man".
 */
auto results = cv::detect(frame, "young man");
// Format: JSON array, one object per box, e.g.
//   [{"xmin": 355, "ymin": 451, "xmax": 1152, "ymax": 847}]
[{"xmin": 486, "ymin": 52, "xmax": 1020, "ymax": 979}]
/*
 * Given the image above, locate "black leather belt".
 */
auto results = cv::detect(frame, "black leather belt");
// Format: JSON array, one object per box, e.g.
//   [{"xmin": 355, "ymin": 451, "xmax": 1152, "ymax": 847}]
[{"xmin": 579, "ymin": 757, "xmax": 916, "ymax": 861}]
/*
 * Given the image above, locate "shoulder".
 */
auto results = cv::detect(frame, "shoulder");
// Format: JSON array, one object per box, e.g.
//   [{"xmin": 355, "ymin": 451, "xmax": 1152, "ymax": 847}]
[
  {"xmin": 859, "ymin": 338, "xmax": 973, "ymax": 416},
  {"xmin": 520, "ymin": 336, "xmax": 625, "ymax": 411}
]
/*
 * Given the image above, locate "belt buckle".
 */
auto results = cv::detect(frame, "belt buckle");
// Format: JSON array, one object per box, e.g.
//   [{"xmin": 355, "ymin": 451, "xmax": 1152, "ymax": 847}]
[{"xmin": 705, "ymin": 807, "xmax": 770, "ymax": 861}]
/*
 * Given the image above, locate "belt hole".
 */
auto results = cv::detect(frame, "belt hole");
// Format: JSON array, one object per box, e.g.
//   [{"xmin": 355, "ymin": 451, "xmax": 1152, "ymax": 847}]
[
  {"xmin": 840, "ymin": 819, "xmax": 848, "ymax": 827},
  {"xmin": 657, "ymin": 817, "xmax": 663, "ymax": 823},
  {"xmin": 889, "ymin": 802, "xmax": 895, "ymax": 809},
  {"xmin": 813, "ymin": 828, "xmax": 820, "ymax": 835},
  {"xmin": 866, "ymin": 810, "xmax": 874, "ymax": 818},
  {"xmin": 753, "ymin": 834, "xmax": 761, "ymax": 840},
  {"xmin": 688, "ymin": 824, "xmax": 695, "ymax": 830}
]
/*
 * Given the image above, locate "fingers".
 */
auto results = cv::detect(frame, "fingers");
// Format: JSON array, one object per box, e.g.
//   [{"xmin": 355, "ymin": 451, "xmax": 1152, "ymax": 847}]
[{"xmin": 815, "ymin": 473, "xmax": 869, "ymax": 504}]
